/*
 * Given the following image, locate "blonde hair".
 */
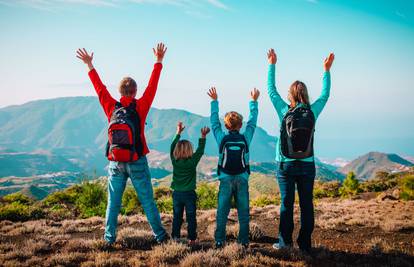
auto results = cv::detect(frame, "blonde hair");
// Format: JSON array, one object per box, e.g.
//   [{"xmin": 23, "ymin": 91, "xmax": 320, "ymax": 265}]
[
  {"xmin": 119, "ymin": 77, "xmax": 137, "ymax": 96},
  {"xmin": 173, "ymin": 140, "xmax": 194, "ymax": 160},
  {"xmin": 288, "ymin": 80, "xmax": 310, "ymax": 108},
  {"xmin": 224, "ymin": 111, "xmax": 243, "ymax": 131}
]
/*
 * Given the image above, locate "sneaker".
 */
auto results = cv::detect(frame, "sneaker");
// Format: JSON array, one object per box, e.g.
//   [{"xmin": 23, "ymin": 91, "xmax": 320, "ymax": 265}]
[
  {"xmin": 101, "ymin": 241, "xmax": 114, "ymax": 251},
  {"xmin": 157, "ymin": 234, "xmax": 170, "ymax": 244},
  {"xmin": 272, "ymin": 242, "xmax": 291, "ymax": 250},
  {"xmin": 215, "ymin": 241, "xmax": 224, "ymax": 249},
  {"xmin": 188, "ymin": 239, "xmax": 198, "ymax": 246}
]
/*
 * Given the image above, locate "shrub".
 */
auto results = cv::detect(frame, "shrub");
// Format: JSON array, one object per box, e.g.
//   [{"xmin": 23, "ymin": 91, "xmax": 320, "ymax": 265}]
[
  {"xmin": 2, "ymin": 193, "xmax": 32, "ymax": 205},
  {"xmin": 339, "ymin": 172, "xmax": 361, "ymax": 197},
  {"xmin": 0, "ymin": 202, "xmax": 31, "ymax": 221},
  {"xmin": 156, "ymin": 196, "xmax": 173, "ymax": 213},
  {"xmin": 121, "ymin": 186, "xmax": 142, "ymax": 215},
  {"xmin": 313, "ymin": 181, "xmax": 341, "ymax": 198},
  {"xmin": 75, "ymin": 182, "xmax": 107, "ymax": 218},
  {"xmin": 196, "ymin": 183, "xmax": 218, "ymax": 209},
  {"xmin": 153, "ymin": 186, "xmax": 172, "ymax": 199},
  {"xmin": 399, "ymin": 175, "xmax": 414, "ymax": 200},
  {"xmin": 250, "ymin": 194, "xmax": 280, "ymax": 207}
]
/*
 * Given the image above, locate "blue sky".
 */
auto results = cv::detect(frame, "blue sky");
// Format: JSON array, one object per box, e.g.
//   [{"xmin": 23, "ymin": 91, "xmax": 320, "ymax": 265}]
[{"xmin": 0, "ymin": 0, "xmax": 413, "ymax": 158}]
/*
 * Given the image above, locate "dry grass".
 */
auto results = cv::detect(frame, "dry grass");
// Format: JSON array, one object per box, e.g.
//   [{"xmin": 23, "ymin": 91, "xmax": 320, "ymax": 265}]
[
  {"xmin": 149, "ymin": 240, "xmax": 191, "ymax": 265},
  {"xmin": 0, "ymin": 198, "xmax": 412, "ymax": 267},
  {"xmin": 117, "ymin": 227, "xmax": 155, "ymax": 249},
  {"xmin": 207, "ymin": 222, "xmax": 265, "ymax": 242},
  {"xmin": 315, "ymin": 198, "xmax": 414, "ymax": 232}
]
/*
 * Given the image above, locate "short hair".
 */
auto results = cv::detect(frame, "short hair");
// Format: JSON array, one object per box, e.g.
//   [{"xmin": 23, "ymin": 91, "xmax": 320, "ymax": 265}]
[
  {"xmin": 119, "ymin": 77, "xmax": 137, "ymax": 96},
  {"xmin": 224, "ymin": 111, "xmax": 243, "ymax": 131},
  {"xmin": 173, "ymin": 140, "xmax": 194, "ymax": 160}
]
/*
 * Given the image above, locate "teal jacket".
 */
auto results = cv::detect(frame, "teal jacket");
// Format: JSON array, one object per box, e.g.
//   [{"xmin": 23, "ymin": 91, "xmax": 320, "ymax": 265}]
[
  {"xmin": 267, "ymin": 64, "xmax": 331, "ymax": 162},
  {"xmin": 210, "ymin": 100, "xmax": 258, "ymax": 180}
]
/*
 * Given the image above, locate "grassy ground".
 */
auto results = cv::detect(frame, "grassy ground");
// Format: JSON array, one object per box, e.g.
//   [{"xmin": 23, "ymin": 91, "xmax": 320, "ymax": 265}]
[{"xmin": 0, "ymin": 195, "xmax": 413, "ymax": 267}]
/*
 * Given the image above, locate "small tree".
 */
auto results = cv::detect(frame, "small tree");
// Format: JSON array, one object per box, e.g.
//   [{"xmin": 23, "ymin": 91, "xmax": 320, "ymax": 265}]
[{"xmin": 339, "ymin": 172, "xmax": 361, "ymax": 197}]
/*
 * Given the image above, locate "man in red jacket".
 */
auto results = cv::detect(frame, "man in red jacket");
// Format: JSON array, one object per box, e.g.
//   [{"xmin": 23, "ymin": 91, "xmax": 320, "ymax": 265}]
[{"xmin": 76, "ymin": 43, "xmax": 168, "ymax": 245}]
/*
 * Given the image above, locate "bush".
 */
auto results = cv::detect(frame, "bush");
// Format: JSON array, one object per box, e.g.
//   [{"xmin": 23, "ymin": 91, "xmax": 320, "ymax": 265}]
[
  {"xmin": 399, "ymin": 175, "xmax": 414, "ymax": 200},
  {"xmin": 42, "ymin": 186, "xmax": 80, "ymax": 207},
  {"xmin": 121, "ymin": 186, "xmax": 142, "ymax": 215},
  {"xmin": 75, "ymin": 182, "xmax": 107, "ymax": 218},
  {"xmin": 250, "ymin": 194, "xmax": 280, "ymax": 207},
  {"xmin": 156, "ymin": 196, "xmax": 173, "ymax": 213},
  {"xmin": 196, "ymin": 183, "xmax": 218, "ymax": 209},
  {"xmin": 360, "ymin": 177, "xmax": 398, "ymax": 193},
  {"xmin": 314, "ymin": 181, "xmax": 341, "ymax": 198},
  {"xmin": 339, "ymin": 172, "xmax": 361, "ymax": 197},
  {"xmin": 2, "ymin": 192, "xmax": 33, "ymax": 205},
  {"xmin": 0, "ymin": 202, "xmax": 31, "ymax": 221}
]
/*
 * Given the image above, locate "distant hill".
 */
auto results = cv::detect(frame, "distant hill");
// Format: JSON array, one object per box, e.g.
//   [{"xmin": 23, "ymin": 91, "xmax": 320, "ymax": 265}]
[
  {"xmin": 0, "ymin": 96, "xmax": 276, "ymax": 174},
  {"xmin": 0, "ymin": 151, "xmax": 82, "ymax": 177},
  {"xmin": 19, "ymin": 185, "xmax": 49, "ymax": 200},
  {"xmin": 339, "ymin": 152, "xmax": 413, "ymax": 180}
]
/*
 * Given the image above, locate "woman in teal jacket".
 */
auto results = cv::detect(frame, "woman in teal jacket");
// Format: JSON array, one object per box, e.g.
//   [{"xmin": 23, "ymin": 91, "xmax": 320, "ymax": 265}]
[{"xmin": 267, "ymin": 48, "xmax": 335, "ymax": 252}]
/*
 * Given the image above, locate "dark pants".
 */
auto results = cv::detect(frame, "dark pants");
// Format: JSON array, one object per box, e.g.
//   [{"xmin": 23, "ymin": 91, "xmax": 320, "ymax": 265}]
[
  {"xmin": 277, "ymin": 161, "xmax": 315, "ymax": 250},
  {"xmin": 172, "ymin": 190, "xmax": 197, "ymax": 241}
]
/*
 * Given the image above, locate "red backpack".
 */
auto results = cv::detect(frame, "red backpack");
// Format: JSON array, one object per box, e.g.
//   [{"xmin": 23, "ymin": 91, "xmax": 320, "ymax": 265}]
[{"xmin": 105, "ymin": 102, "xmax": 143, "ymax": 162}]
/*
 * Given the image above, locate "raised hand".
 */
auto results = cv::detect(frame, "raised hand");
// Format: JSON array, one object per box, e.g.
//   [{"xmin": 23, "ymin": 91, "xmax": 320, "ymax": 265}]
[
  {"xmin": 153, "ymin": 42, "xmax": 167, "ymax": 63},
  {"xmin": 267, "ymin": 48, "xmax": 277, "ymax": 65},
  {"xmin": 176, "ymin": 122, "xmax": 185, "ymax": 135},
  {"xmin": 324, "ymin": 52, "xmax": 335, "ymax": 72},
  {"xmin": 201, "ymin": 127, "xmax": 210, "ymax": 138},
  {"xmin": 207, "ymin": 87, "xmax": 218, "ymax": 101},
  {"xmin": 76, "ymin": 48, "xmax": 94, "ymax": 70},
  {"xmin": 250, "ymin": 88, "xmax": 260, "ymax": 101}
]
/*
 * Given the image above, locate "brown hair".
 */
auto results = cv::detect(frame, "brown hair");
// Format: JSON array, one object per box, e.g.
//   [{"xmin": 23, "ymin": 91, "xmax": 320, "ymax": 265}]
[
  {"xmin": 173, "ymin": 140, "xmax": 193, "ymax": 160},
  {"xmin": 224, "ymin": 111, "xmax": 243, "ymax": 131},
  {"xmin": 288, "ymin": 80, "xmax": 310, "ymax": 108},
  {"xmin": 119, "ymin": 77, "xmax": 137, "ymax": 97}
]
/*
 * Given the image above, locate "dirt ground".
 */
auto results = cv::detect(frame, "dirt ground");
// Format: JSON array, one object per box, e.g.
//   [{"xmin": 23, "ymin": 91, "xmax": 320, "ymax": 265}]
[{"xmin": 0, "ymin": 197, "xmax": 413, "ymax": 267}]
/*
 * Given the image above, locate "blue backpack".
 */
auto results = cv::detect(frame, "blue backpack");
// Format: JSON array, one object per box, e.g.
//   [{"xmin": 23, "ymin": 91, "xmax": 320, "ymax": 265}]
[{"xmin": 218, "ymin": 131, "xmax": 250, "ymax": 175}]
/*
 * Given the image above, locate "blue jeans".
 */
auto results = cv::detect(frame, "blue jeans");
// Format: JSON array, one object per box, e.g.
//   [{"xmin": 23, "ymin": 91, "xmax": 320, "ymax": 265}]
[
  {"xmin": 277, "ymin": 161, "xmax": 315, "ymax": 250},
  {"xmin": 214, "ymin": 175, "xmax": 250, "ymax": 245},
  {"xmin": 172, "ymin": 190, "xmax": 197, "ymax": 240},
  {"xmin": 105, "ymin": 156, "xmax": 167, "ymax": 244}
]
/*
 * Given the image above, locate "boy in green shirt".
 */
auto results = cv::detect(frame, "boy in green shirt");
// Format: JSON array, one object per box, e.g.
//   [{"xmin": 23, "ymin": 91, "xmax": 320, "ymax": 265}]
[{"xmin": 170, "ymin": 122, "xmax": 210, "ymax": 245}]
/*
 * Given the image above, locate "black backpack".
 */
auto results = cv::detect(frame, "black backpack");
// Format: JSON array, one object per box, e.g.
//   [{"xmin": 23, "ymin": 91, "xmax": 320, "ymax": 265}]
[
  {"xmin": 218, "ymin": 131, "xmax": 250, "ymax": 175},
  {"xmin": 105, "ymin": 102, "xmax": 143, "ymax": 162},
  {"xmin": 280, "ymin": 105, "xmax": 315, "ymax": 159}
]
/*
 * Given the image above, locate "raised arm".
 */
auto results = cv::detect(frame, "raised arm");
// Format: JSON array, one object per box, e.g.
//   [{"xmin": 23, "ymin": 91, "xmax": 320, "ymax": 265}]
[
  {"xmin": 77, "ymin": 48, "xmax": 116, "ymax": 119},
  {"xmin": 208, "ymin": 87, "xmax": 225, "ymax": 146},
  {"xmin": 244, "ymin": 88, "xmax": 259, "ymax": 145},
  {"xmin": 267, "ymin": 49, "xmax": 289, "ymax": 121},
  {"xmin": 192, "ymin": 127, "xmax": 210, "ymax": 165},
  {"xmin": 311, "ymin": 53, "xmax": 334, "ymax": 119},
  {"xmin": 138, "ymin": 43, "xmax": 167, "ymax": 115},
  {"xmin": 170, "ymin": 122, "xmax": 184, "ymax": 161}
]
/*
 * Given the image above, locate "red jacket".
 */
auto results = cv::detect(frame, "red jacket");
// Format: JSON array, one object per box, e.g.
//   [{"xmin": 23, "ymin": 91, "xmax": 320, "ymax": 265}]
[{"xmin": 88, "ymin": 63, "xmax": 163, "ymax": 157}]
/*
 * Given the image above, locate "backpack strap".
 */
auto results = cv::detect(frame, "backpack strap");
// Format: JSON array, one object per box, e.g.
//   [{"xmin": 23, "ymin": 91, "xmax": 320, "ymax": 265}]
[{"xmin": 115, "ymin": 102, "xmax": 123, "ymax": 109}]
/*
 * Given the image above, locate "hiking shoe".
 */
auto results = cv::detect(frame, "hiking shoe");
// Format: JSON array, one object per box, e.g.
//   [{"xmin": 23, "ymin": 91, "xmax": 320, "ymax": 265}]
[
  {"xmin": 272, "ymin": 242, "xmax": 291, "ymax": 250},
  {"xmin": 241, "ymin": 243, "xmax": 249, "ymax": 249},
  {"xmin": 101, "ymin": 242, "xmax": 114, "ymax": 251},
  {"xmin": 188, "ymin": 239, "xmax": 198, "ymax": 246},
  {"xmin": 215, "ymin": 241, "xmax": 224, "ymax": 249},
  {"xmin": 157, "ymin": 234, "xmax": 170, "ymax": 244}
]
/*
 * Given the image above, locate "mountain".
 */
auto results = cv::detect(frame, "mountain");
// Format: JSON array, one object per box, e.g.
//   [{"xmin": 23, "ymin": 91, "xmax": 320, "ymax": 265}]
[
  {"xmin": 339, "ymin": 152, "xmax": 413, "ymax": 180},
  {"xmin": 0, "ymin": 151, "xmax": 82, "ymax": 177},
  {"xmin": 251, "ymin": 160, "xmax": 344, "ymax": 181},
  {"xmin": 19, "ymin": 185, "xmax": 49, "ymax": 200},
  {"xmin": 0, "ymin": 96, "xmax": 276, "ymax": 175}
]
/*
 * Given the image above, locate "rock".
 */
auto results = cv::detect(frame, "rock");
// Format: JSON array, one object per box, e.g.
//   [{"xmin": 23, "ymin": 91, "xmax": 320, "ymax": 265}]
[
  {"xmin": 377, "ymin": 192, "xmax": 397, "ymax": 201},
  {"xmin": 392, "ymin": 189, "xmax": 401, "ymax": 200}
]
